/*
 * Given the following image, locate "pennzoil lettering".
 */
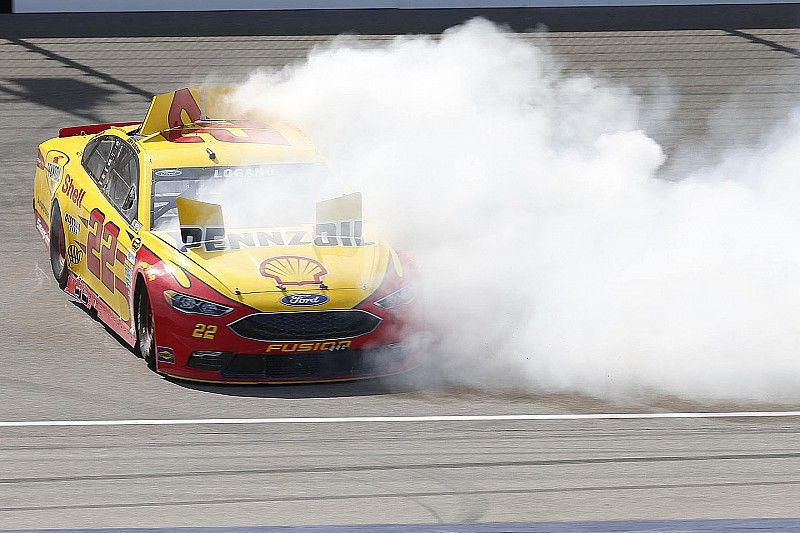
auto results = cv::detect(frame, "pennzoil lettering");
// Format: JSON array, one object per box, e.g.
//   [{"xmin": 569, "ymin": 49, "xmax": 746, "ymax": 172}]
[
  {"xmin": 316, "ymin": 220, "xmax": 363, "ymax": 246},
  {"xmin": 288, "ymin": 230, "xmax": 310, "ymax": 246},
  {"xmin": 203, "ymin": 227, "xmax": 226, "ymax": 252},
  {"xmin": 265, "ymin": 341, "xmax": 351, "ymax": 353},
  {"xmin": 174, "ymin": 227, "xmax": 364, "ymax": 252},
  {"xmin": 257, "ymin": 231, "xmax": 284, "ymax": 246}
]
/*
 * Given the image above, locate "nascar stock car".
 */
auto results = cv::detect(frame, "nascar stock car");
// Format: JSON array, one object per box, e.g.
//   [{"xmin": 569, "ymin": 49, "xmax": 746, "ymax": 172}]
[{"xmin": 33, "ymin": 87, "xmax": 419, "ymax": 383}]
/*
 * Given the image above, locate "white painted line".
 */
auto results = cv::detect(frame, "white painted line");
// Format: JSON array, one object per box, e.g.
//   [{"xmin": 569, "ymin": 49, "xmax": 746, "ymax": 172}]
[{"xmin": 2, "ymin": 411, "xmax": 800, "ymax": 428}]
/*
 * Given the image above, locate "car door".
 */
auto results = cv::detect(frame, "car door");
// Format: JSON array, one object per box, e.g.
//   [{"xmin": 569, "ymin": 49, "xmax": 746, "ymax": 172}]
[
  {"xmin": 102, "ymin": 139, "xmax": 143, "ymax": 320},
  {"xmin": 69, "ymin": 135, "xmax": 116, "ymax": 296},
  {"xmin": 79, "ymin": 134, "xmax": 139, "ymax": 322}
]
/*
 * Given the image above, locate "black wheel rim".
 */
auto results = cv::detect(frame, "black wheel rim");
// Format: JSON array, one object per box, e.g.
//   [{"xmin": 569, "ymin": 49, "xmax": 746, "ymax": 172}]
[
  {"xmin": 138, "ymin": 290, "xmax": 155, "ymax": 360},
  {"xmin": 55, "ymin": 225, "xmax": 65, "ymax": 271},
  {"xmin": 50, "ymin": 206, "xmax": 67, "ymax": 285}
]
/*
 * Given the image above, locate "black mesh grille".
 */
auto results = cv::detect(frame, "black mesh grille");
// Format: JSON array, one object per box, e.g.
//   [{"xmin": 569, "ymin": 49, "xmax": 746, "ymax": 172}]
[
  {"xmin": 188, "ymin": 352, "xmax": 233, "ymax": 371},
  {"xmin": 228, "ymin": 310, "xmax": 381, "ymax": 342},
  {"xmin": 220, "ymin": 345, "xmax": 408, "ymax": 380}
]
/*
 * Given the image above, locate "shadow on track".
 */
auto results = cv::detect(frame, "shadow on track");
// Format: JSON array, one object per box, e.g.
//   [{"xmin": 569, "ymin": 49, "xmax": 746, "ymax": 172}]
[
  {"xmin": 71, "ymin": 301, "xmax": 788, "ymax": 409},
  {"xmin": 166, "ymin": 366, "xmax": 436, "ymax": 399},
  {"xmin": 0, "ymin": 77, "xmax": 114, "ymax": 123}
]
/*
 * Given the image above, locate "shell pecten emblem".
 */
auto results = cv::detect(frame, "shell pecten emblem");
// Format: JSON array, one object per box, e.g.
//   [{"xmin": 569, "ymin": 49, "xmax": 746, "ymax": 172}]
[{"xmin": 259, "ymin": 256, "xmax": 328, "ymax": 288}]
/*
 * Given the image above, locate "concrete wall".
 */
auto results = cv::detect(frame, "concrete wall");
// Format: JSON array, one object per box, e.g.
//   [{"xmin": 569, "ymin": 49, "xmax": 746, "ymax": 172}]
[{"xmin": 11, "ymin": 0, "xmax": 799, "ymax": 13}]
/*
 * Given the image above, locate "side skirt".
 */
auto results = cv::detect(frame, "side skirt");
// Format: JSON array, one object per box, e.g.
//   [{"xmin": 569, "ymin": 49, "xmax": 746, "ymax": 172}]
[
  {"xmin": 64, "ymin": 273, "xmax": 137, "ymax": 347},
  {"xmin": 34, "ymin": 210, "xmax": 50, "ymax": 248}
]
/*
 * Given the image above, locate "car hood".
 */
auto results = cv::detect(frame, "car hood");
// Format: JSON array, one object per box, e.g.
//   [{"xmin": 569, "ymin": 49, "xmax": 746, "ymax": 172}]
[{"xmin": 152, "ymin": 227, "xmax": 388, "ymax": 295}]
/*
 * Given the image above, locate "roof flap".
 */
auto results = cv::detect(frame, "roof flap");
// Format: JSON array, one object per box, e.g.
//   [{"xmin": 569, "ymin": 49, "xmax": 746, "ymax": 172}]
[{"xmin": 140, "ymin": 85, "xmax": 239, "ymax": 137}]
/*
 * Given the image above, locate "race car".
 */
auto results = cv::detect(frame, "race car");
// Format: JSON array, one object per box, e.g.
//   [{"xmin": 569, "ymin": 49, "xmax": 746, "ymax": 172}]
[{"xmin": 33, "ymin": 86, "xmax": 419, "ymax": 383}]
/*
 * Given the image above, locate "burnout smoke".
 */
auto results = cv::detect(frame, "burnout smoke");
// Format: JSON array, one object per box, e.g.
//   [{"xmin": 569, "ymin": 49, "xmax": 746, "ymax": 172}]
[{"xmin": 224, "ymin": 19, "xmax": 800, "ymax": 402}]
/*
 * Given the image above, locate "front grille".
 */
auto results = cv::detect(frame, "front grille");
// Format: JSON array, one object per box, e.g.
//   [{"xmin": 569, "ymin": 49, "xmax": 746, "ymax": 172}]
[
  {"xmin": 188, "ymin": 351, "xmax": 233, "ymax": 371},
  {"xmin": 228, "ymin": 310, "xmax": 382, "ymax": 342},
  {"xmin": 220, "ymin": 344, "xmax": 408, "ymax": 380}
]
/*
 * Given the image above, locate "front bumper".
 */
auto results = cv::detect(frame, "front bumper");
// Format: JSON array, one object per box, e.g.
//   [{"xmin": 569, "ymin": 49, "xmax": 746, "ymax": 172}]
[
  {"xmin": 156, "ymin": 343, "xmax": 420, "ymax": 384},
  {"xmin": 151, "ymin": 295, "xmax": 420, "ymax": 384}
]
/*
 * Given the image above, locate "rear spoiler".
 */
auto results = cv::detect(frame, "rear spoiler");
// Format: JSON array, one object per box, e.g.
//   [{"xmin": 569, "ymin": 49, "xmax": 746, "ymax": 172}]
[
  {"xmin": 58, "ymin": 121, "xmax": 140, "ymax": 138},
  {"xmin": 56, "ymin": 85, "xmax": 235, "ymax": 139}
]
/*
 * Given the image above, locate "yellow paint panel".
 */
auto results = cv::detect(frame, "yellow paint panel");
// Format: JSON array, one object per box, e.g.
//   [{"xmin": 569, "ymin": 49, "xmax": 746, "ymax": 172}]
[
  {"xmin": 316, "ymin": 192, "xmax": 362, "ymax": 223},
  {"xmin": 176, "ymin": 197, "xmax": 224, "ymax": 227},
  {"xmin": 140, "ymin": 87, "xmax": 202, "ymax": 136}
]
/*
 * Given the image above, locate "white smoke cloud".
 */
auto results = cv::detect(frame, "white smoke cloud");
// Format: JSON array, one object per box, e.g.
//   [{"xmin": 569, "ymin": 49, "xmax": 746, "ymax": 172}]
[{"xmin": 225, "ymin": 19, "xmax": 800, "ymax": 402}]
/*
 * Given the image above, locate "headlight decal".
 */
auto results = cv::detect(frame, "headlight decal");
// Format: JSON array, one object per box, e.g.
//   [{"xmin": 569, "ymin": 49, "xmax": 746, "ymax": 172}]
[
  {"xmin": 163, "ymin": 290, "xmax": 233, "ymax": 316},
  {"xmin": 374, "ymin": 286, "xmax": 414, "ymax": 309}
]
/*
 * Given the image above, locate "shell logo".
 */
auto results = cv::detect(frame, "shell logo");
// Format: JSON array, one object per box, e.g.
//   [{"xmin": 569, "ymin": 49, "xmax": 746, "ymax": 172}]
[{"xmin": 259, "ymin": 256, "xmax": 328, "ymax": 287}]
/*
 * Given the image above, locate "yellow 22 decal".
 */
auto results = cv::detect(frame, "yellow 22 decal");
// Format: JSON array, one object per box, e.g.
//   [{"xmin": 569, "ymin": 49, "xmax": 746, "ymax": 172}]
[
  {"xmin": 192, "ymin": 323, "xmax": 217, "ymax": 339},
  {"xmin": 86, "ymin": 208, "xmax": 126, "ymax": 294}
]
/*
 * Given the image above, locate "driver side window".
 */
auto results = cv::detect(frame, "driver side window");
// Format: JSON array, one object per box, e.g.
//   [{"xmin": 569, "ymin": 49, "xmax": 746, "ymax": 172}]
[
  {"xmin": 82, "ymin": 136, "xmax": 139, "ymax": 222},
  {"xmin": 106, "ymin": 145, "xmax": 139, "ymax": 221},
  {"xmin": 82, "ymin": 136, "xmax": 117, "ymax": 187}
]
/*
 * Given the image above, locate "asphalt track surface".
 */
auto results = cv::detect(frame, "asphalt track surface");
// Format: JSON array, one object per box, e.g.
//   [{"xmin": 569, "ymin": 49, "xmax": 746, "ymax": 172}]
[{"xmin": 3, "ymin": 10, "xmax": 800, "ymax": 531}]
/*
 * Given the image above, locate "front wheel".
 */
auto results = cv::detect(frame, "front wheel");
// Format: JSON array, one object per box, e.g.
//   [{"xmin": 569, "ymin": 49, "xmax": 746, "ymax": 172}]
[
  {"xmin": 49, "ymin": 202, "xmax": 68, "ymax": 289},
  {"xmin": 135, "ymin": 284, "xmax": 156, "ymax": 369}
]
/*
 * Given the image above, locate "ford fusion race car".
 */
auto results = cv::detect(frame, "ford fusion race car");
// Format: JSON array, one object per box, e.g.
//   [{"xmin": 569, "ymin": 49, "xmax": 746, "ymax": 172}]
[{"xmin": 33, "ymin": 87, "xmax": 419, "ymax": 383}]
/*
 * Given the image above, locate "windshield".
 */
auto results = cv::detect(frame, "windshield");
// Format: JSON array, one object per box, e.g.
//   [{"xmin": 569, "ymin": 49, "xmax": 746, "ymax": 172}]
[{"xmin": 151, "ymin": 163, "xmax": 347, "ymax": 230}]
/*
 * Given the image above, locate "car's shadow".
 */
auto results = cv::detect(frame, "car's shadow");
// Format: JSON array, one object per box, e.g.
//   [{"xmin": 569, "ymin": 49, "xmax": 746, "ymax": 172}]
[
  {"xmin": 167, "ymin": 366, "xmax": 437, "ymax": 399},
  {"xmin": 77, "ymin": 300, "xmax": 764, "ymax": 410}
]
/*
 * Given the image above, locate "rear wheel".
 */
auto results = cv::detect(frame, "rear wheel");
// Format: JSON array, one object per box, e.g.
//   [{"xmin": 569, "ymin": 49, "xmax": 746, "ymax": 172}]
[
  {"xmin": 135, "ymin": 283, "xmax": 156, "ymax": 369},
  {"xmin": 49, "ymin": 203, "xmax": 68, "ymax": 289}
]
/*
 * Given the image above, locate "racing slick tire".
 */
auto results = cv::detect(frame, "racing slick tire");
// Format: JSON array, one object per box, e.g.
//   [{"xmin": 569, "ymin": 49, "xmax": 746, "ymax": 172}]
[
  {"xmin": 49, "ymin": 202, "xmax": 69, "ymax": 289},
  {"xmin": 135, "ymin": 281, "xmax": 157, "ymax": 369}
]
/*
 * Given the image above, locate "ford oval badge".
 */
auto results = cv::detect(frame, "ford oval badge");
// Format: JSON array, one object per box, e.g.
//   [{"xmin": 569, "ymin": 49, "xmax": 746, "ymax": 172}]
[
  {"xmin": 280, "ymin": 293, "xmax": 329, "ymax": 307},
  {"xmin": 155, "ymin": 169, "xmax": 182, "ymax": 177}
]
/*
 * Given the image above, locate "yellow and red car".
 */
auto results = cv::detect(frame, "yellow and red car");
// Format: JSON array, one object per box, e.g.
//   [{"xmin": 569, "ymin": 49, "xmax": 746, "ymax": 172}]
[{"xmin": 33, "ymin": 87, "xmax": 419, "ymax": 383}]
